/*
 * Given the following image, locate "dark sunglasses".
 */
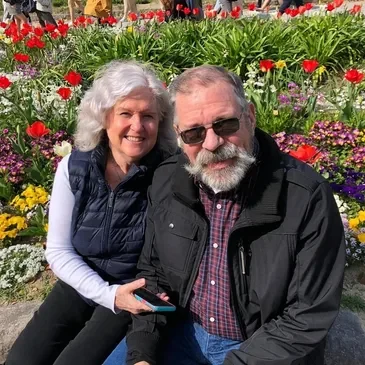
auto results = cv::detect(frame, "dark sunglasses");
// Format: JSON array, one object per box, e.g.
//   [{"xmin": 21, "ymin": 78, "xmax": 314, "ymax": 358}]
[{"xmin": 178, "ymin": 116, "xmax": 241, "ymax": 145}]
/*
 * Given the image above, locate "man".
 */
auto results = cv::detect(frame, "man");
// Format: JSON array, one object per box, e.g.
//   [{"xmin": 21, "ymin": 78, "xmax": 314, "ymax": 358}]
[{"xmin": 126, "ymin": 65, "xmax": 346, "ymax": 365}]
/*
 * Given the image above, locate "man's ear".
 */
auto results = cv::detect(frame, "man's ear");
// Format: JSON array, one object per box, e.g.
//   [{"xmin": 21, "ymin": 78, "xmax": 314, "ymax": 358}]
[
  {"xmin": 173, "ymin": 124, "xmax": 180, "ymax": 137},
  {"xmin": 248, "ymin": 103, "xmax": 256, "ymax": 130}
]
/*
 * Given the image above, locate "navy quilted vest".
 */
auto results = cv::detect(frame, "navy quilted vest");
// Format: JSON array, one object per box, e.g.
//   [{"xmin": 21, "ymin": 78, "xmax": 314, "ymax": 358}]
[{"xmin": 68, "ymin": 143, "xmax": 162, "ymax": 284}]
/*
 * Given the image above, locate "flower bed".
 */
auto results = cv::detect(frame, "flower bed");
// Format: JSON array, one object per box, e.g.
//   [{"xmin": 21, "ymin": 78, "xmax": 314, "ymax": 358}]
[{"xmin": 0, "ymin": 10, "xmax": 364, "ymax": 289}]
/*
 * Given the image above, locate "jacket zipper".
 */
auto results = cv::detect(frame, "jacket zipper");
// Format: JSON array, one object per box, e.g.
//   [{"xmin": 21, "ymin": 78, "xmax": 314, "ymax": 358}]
[{"xmin": 227, "ymin": 243, "xmax": 248, "ymax": 340}]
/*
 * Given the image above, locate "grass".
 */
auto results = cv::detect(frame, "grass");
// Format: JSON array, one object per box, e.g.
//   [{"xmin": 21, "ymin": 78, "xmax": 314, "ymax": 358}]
[
  {"xmin": 0, "ymin": 270, "xmax": 56, "ymax": 305},
  {"xmin": 341, "ymin": 294, "xmax": 365, "ymax": 313}
]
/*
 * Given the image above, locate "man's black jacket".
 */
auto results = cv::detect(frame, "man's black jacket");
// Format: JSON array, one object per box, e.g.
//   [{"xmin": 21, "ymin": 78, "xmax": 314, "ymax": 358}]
[{"xmin": 126, "ymin": 128, "xmax": 346, "ymax": 365}]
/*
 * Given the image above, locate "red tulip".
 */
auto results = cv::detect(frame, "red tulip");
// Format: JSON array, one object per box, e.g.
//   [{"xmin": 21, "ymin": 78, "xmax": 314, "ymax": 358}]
[
  {"xmin": 220, "ymin": 10, "xmax": 228, "ymax": 18},
  {"xmin": 326, "ymin": 3, "xmax": 335, "ymax": 11},
  {"xmin": 64, "ymin": 71, "xmax": 82, "ymax": 86},
  {"xmin": 45, "ymin": 24, "xmax": 57, "ymax": 32},
  {"xmin": 192, "ymin": 8, "xmax": 200, "ymax": 15},
  {"xmin": 333, "ymin": 0, "xmax": 344, "ymax": 8},
  {"xmin": 302, "ymin": 59, "xmax": 319, "ymax": 73},
  {"xmin": 298, "ymin": 6, "xmax": 306, "ymax": 14},
  {"xmin": 232, "ymin": 6, "xmax": 241, "ymax": 12},
  {"xmin": 289, "ymin": 145, "xmax": 320, "ymax": 163},
  {"xmin": 304, "ymin": 3, "xmax": 313, "ymax": 10},
  {"xmin": 344, "ymin": 69, "xmax": 364, "ymax": 84},
  {"xmin": 259, "ymin": 59, "xmax": 275, "ymax": 72},
  {"xmin": 128, "ymin": 12, "xmax": 138, "ymax": 21},
  {"xmin": 26, "ymin": 121, "xmax": 50, "ymax": 138},
  {"xmin": 156, "ymin": 9, "xmax": 164, "ymax": 17},
  {"xmin": 206, "ymin": 4, "xmax": 213, "ymax": 10},
  {"xmin": 57, "ymin": 23, "xmax": 69, "ymax": 37},
  {"xmin": 206, "ymin": 10, "xmax": 217, "ymax": 18},
  {"xmin": 57, "ymin": 87, "xmax": 72, "ymax": 100},
  {"xmin": 230, "ymin": 10, "xmax": 240, "ymax": 18},
  {"xmin": 183, "ymin": 7, "xmax": 191, "ymax": 15},
  {"xmin": 33, "ymin": 27, "xmax": 44, "ymax": 37},
  {"xmin": 13, "ymin": 53, "xmax": 30, "ymax": 62},
  {"xmin": 349, "ymin": 4, "xmax": 362, "ymax": 14},
  {"xmin": 25, "ymin": 36, "xmax": 45, "ymax": 49},
  {"xmin": 105, "ymin": 16, "xmax": 117, "ymax": 25},
  {"xmin": 248, "ymin": 3, "xmax": 256, "ymax": 11},
  {"xmin": 176, "ymin": 4, "xmax": 183, "ymax": 11},
  {"xmin": 50, "ymin": 31, "xmax": 59, "ymax": 39},
  {"xmin": 289, "ymin": 8, "xmax": 300, "ymax": 17},
  {"xmin": 0, "ymin": 76, "xmax": 12, "ymax": 89}
]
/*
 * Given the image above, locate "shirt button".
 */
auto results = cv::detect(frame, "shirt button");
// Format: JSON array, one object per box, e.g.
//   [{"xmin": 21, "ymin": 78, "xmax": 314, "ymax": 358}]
[
  {"xmin": 209, "ymin": 317, "xmax": 215, "ymax": 322},
  {"xmin": 213, "ymin": 243, "xmax": 218, "ymax": 248},
  {"xmin": 210, "ymin": 280, "xmax": 215, "ymax": 286},
  {"xmin": 169, "ymin": 223, "xmax": 174, "ymax": 229},
  {"xmin": 216, "ymin": 204, "xmax": 222, "ymax": 209}
]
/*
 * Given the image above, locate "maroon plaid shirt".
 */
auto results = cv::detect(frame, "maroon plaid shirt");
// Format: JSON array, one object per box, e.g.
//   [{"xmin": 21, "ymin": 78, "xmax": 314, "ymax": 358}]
[{"xmin": 189, "ymin": 186, "xmax": 243, "ymax": 341}]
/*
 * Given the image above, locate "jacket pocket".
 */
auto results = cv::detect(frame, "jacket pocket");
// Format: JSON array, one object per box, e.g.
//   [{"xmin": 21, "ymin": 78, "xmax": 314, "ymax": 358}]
[{"xmin": 154, "ymin": 213, "xmax": 199, "ymax": 273}]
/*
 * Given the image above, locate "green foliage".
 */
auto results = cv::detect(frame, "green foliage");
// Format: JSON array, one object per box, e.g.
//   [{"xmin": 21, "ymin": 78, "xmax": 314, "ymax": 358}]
[{"xmin": 341, "ymin": 294, "xmax": 365, "ymax": 312}]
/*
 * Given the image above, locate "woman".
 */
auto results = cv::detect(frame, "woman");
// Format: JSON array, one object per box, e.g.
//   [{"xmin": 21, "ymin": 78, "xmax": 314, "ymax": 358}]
[
  {"xmin": 6, "ymin": 60, "xmax": 177, "ymax": 365},
  {"xmin": 84, "ymin": 0, "xmax": 111, "ymax": 23}
]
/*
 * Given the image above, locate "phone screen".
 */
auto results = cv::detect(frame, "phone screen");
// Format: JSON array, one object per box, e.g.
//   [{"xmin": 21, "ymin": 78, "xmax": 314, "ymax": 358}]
[{"xmin": 134, "ymin": 288, "xmax": 175, "ymax": 308}]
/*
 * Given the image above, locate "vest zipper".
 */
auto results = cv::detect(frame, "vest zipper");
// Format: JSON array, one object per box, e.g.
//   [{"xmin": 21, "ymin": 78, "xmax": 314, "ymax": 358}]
[
  {"xmin": 102, "ymin": 190, "xmax": 115, "ymax": 254},
  {"xmin": 108, "ymin": 191, "xmax": 114, "ymax": 208}
]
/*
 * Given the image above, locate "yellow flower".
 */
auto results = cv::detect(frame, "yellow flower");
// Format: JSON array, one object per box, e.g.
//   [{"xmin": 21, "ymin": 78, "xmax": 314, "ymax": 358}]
[
  {"xmin": 127, "ymin": 26, "xmax": 134, "ymax": 33},
  {"xmin": 6, "ymin": 229, "xmax": 18, "ymax": 238},
  {"xmin": 358, "ymin": 233, "xmax": 365, "ymax": 244},
  {"xmin": 275, "ymin": 60, "xmax": 286, "ymax": 69},
  {"xmin": 317, "ymin": 65, "xmax": 326, "ymax": 76},
  {"xmin": 358, "ymin": 210, "xmax": 365, "ymax": 223},
  {"xmin": 44, "ymin": 224, "xmax": 48, "ymax": 232},
  {"xmin": 349, "ymin": 218, "xmax": 360, "ymax": 229},
  {"xmin": 273, "ymin": 110, "xmax": 279, "ymax": 116}
]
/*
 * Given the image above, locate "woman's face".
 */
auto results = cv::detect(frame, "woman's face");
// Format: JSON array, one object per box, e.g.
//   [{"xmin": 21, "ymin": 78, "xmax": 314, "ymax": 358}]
[{"xmin": 106, "ymin": 87, "xmax": 160, "ymax": 165}]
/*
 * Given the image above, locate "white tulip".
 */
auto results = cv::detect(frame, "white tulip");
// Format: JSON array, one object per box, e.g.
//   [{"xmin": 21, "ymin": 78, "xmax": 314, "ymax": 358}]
[{"xmin": 53, "ymin": 141, "xmax": 72, "ymax": 157}]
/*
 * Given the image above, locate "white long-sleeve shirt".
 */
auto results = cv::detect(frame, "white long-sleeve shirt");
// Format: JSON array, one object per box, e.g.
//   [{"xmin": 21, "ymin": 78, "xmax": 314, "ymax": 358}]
[{"xmin": 45, "ymin": 154, "xmax": 120, "ymax": 312}]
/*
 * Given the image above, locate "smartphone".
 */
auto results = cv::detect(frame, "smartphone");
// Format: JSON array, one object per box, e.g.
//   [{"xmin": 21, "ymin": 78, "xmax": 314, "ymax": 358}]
[{"xmin": 134, "ymin": 287, "xmax": 176, "ymax": 312}]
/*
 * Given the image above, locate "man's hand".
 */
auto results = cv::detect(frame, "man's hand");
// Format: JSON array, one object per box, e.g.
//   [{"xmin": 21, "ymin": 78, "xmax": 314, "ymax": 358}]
[
  {"xmin": 134, "ymin": 362, "xmax": 150, "ymax": 365},
  {"xmin": 114, "ymin": 279, "xmax": 153, "ymax": 314}
]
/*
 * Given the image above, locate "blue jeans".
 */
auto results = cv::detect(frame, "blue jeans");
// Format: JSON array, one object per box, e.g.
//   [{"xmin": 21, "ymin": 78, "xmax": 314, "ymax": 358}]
[{"xmin": 103, "ymin": 319, "xmax": 242, "ymax": 365}]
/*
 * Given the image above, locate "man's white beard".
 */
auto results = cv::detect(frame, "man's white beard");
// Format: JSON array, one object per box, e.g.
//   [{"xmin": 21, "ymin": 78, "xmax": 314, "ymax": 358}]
[{"xmin": 184, "ymin": 142, "xmax": 256, "ymax": 192}]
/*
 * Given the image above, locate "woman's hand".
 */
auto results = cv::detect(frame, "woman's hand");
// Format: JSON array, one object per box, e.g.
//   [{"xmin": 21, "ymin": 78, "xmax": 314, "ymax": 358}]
[{"xmin": 114, "ymin": 279, "xmax": 153, "ymax": 314}]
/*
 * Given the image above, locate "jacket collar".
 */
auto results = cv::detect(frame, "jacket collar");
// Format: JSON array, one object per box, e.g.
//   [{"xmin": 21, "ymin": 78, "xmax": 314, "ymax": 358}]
[{"xmin": 171, "ymin": 128, "xmax": 285, "ymax": 227}]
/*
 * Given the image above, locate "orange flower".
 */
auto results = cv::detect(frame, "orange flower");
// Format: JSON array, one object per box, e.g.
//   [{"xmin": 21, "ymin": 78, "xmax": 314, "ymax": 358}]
[
  {"xmin": 259, "ymin": 60, "xmax": 275, "ymax": 72},
  {"xmin": 302, "ymin": 59, "xmax": 319, "ymax": 73},
  {"xmin": 64, "ymin": 71, "xmax": 82, "ymax": 86},
  {"xmin": 26, "ymin": 121, "xmax": 50, "ymax": 138},
  {"xmin": 344, "ymin": 69, "xmax": 364, "ymax": 84},
  {"xmin": 289, "ymin": 145, "xmax": 321, "ymax": 163}
]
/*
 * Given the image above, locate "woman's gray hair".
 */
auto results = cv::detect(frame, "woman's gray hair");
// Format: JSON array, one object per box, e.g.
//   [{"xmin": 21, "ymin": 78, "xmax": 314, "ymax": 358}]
[
  {"xmin": 75, "ymin": 60, "xmax": 177, "ymax": 155},
  {"xmin": 168, "ymin": 65, "xmax": 249, "ymax": 124}
]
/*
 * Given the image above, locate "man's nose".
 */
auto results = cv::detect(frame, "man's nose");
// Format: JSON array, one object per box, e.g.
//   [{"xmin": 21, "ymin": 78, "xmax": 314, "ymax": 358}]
[{"xmin": 201, "ymin": 128, "xmax": 224, "ymax": 152}]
